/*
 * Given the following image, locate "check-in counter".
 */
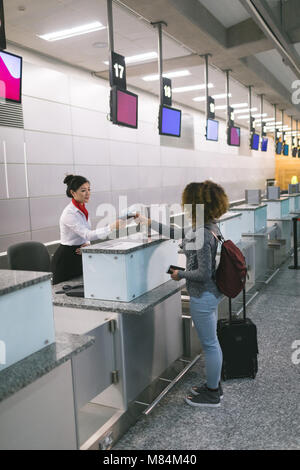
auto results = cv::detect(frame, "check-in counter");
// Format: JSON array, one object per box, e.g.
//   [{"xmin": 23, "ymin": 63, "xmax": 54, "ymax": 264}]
[
  {"xmin": 82, "ymin": 234, "xmax": 179, "ymax": 302},
  {"xmin": 230, "ymin": 203, "xmax": 267, "ymax": 234},
  {"xmin": 263, "ymin": 198, "xmax": 293, "ymax": 255},
  {"xmin": 230, "ymin": 204, "xmax": 268, "ymax": 281},
  {"xmin": 0, "ymin": 270, "xmax": 94, "ymax": 450},
  {"xmin": 216, "ymin": 211, "xmax": 243, "ymax": 244},
  {"xmin": 53, "ymin": 235, "xmax": 185, "ymax": 449},
  {"xmin": 0, "ymin": 270, "xmax": 55, "ymax": 372},
  {"xmin": 281, "ymin": 194, "xmax": 300, "ymax": 239},
  {"xmin": 282, "ymin": 193, "xmax": 300, "ymax": 213}
]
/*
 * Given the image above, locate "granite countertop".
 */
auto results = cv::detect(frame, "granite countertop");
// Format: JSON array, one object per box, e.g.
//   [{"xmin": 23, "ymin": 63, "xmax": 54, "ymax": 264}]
[
  {"xmin": 262, "ymin": 197, "xmax": 289, "ymax": 202},
  {"xmin": 53, "ymin": 277, "xmax": 185, "ymax": 315},
  {"xmin": 81, "ymin": 234, "xmax": 169, "ymax": 255},
  {"xmin": 0, "ymin": 332, "xmax": 94, "ymax": 404},
  {"xmin": 231, "ymin": 203, "xmax": 267, "ymax": 211},
  {"xmin": 0, "ymin": 270, "xmax": 52, "ymax": 297}
]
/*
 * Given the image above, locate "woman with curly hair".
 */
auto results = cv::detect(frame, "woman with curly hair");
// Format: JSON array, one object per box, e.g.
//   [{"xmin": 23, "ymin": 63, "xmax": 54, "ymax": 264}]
[{"xmin": 140, "ymin": 180, "xmax": 229, "ymax": 408}]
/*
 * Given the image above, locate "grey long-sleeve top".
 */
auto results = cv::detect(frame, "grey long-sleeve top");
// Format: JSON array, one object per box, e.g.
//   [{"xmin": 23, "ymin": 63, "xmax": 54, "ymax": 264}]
[{"xmin": 151, "ymin": 219, "xmax": 222, "ymax": 298}]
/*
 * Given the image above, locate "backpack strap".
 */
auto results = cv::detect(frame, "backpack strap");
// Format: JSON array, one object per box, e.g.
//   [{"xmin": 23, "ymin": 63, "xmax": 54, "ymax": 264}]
[{"xmin": 209, "ymin": 230, "xmax": 224, "ymax": 244}]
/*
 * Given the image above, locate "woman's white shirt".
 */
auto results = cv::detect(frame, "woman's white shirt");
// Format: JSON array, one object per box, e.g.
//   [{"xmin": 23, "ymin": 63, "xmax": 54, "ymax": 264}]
[{"xmin": 60, "ymin": 202, "xmax": 111, "ymax": 246}]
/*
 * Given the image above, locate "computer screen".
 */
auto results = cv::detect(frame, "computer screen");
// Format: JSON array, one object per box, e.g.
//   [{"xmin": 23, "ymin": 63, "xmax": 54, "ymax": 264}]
[
  {"xmin": 251, "ymin": 133, "xmax": 260, "ymax": 150},
  {"xmin": 206, "ymin": 119, "xmax": 219, "ymax": 141},
  {"xmin": 261, "ymin": 137, "xmax": 268, "ymax": 152},
  {"xmin": 283, "ymin": 144, "xmax": 289, "ymax": 156},
  {"xmin": 276, "ymin": 141, "xmax": 282, "ymax": 155},
  {"xmin": 110, "ymin": 87, "xmax": 138, "ymax": 129},
  {"xmin": 228, "ymin": 126, "xmax": 240, "ymax": 146},
  {"xmin": 159, "ymin": 105, "xmax": 181, "ymax": 137},
  {"xmin": 0, "ymin": 50, "xmax": 22, "ymax": 103}
]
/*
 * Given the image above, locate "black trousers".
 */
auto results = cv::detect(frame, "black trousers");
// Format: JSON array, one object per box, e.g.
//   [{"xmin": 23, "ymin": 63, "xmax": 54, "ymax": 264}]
[{"xmin": 51, "ymin": 244, "xmax": 83, "ymax": 285}]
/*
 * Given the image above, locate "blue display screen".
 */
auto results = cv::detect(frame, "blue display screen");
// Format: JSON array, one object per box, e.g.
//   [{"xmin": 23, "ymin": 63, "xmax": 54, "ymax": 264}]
[
  {"xmin": 206, "ymin": 119, "xmax": 219, "ymax": 141},
  {"xmin": 160, "ymin": 106, "xmax": 181, "ymax": 137},
  {"xmin": 251, "ymin": 133, "xmax": 260, "ymax": 150},
  {"xmin": 276, "ymin": 142, "xmax": 282, "ymax": 154},
  {"xmin": 283, "ymin": 144, "xmax": 289, "ymax": 156},
  {"xmin": 261, "ymin": 137, "xmax": 268, "ymax": 152}
]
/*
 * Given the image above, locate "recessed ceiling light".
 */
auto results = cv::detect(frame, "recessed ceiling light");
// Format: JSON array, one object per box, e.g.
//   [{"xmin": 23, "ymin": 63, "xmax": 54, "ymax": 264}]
[
  {"xmin": 172, "ymin": 83, "xmax": 213, "ymax": 93},
  {"xmin": 237, "ymin": 113, "xmax": 268, "ymax": 120},
  {"xmin": 215, "ymin": 102, "xmax": 249, "ymax": 111},
  {"xmin": 193, "ymin": 93, "xmax": 231, "ymax": 102},
  {"xmin": 103, "ymin": 51, "xmax": 158, "ymax": 66},
  {"xmin": 233, "ymin": 107, "xmax": 257, "ymax": 115},
  {"xmin": 232, "ymin": 102, "xmax": 248, "ymax": 108},
  {"xmin": 125, "ymin": 51, "xmax": 158, "ymax": 64},
  {"xmin": 38, "ymin": 21, "xmax": 106, "ymax": 42},
  {"xmin": 212, "ymin": 93, "xmax": 231, "ymax": 99},
  {"xmin": 142, "ymin": 70, "xmax": 191, "ymax": 81},
  {"xmin": 252, "ymin": 113, "xmax": 268, "ymax": 118}
]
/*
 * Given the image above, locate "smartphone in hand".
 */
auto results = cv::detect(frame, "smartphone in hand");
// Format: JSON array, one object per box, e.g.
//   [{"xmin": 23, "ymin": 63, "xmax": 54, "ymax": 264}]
[
  {"xmin": 119, "ymin": 211, "xmax": 137, "ymax": 220},
  {"xmin": 166, "ymin": 265, "xmax": 185, "ymax": 274}
]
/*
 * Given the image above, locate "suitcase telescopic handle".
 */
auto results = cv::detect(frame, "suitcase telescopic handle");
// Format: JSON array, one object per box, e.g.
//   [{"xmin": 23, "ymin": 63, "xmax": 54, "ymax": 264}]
[{"xmin": 228, "ymin": 288, "xmax": 246, "ymax": 323}]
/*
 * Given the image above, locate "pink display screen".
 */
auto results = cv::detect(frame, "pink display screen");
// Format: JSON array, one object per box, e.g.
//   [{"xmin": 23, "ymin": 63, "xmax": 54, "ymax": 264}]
[
  {"xmin": 0, "ymin": 51, "xmax": 22, "ymax": 103},
  {"xmin": 230, "ymin": 126, "xmax": 240, "ymax": 146},
  {"xmin": 117, "ymin": 89, "xmax": 138, "ymax": 128}
]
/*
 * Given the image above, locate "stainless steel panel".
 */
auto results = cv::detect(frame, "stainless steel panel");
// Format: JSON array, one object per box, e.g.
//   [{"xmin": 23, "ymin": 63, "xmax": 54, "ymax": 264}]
[
  {"xmin": 121, "ymin": 292, "xmax": 183, "ymax": 404},
  {"xmin": 71, "ymin": 323, "xmax": 115, "ymax": 410}
]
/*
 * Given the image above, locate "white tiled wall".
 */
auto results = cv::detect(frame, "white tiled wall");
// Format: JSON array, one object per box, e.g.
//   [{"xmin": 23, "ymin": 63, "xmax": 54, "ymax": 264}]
[{"xmin": 0, "ymin": 45, "xmax": 275, "ymax": 252}]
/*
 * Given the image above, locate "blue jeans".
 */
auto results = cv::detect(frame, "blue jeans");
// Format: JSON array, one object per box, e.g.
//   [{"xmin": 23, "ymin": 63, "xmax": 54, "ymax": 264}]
[{"xmin": 190, "ymin": 292, "xmax": 223, "ymax": 389}]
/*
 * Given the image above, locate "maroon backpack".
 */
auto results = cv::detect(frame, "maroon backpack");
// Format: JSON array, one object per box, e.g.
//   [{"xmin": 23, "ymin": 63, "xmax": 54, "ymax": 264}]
[{"xmin": 210, "ymin": 231, "xmax": 247, "ymax": 298}]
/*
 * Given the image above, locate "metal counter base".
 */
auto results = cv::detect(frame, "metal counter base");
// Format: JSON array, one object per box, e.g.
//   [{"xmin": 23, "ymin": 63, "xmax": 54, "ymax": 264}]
[{"xmin": 79, "ymin": 355, "xmax": 201, "ymax": 450}]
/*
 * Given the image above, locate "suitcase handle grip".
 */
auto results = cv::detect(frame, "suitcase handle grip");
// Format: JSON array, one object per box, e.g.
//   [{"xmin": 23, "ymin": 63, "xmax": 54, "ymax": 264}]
[{"xmin": 228, "ymin": 288, "xmax": 246, "ymax": 323}]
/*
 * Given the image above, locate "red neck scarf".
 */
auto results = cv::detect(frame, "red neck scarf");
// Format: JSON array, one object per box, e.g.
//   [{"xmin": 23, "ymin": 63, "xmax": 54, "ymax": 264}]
[{"xmin": 72, "ymin": 198, "xmax": 89, "ymax": 221}]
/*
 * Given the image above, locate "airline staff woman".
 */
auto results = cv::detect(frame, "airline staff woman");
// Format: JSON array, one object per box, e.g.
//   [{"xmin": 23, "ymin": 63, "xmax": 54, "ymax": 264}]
[{"xmin": 52, "ymin": 174, "xmax": 125, "ymax": 285}]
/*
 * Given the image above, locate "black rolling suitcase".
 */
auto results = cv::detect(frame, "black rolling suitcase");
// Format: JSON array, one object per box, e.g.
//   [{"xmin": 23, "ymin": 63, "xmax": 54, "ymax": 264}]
[{"xmin": 217, "ymin": 289, "xmax": 258, "ymax": 380}]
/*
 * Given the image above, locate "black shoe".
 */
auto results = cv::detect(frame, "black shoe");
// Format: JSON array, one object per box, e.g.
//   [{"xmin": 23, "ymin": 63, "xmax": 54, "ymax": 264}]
[
  {"xmin": 185, "ymin": 388, "xmax": 221, "ymax": 408},
  {"xmin": 190, "ymin": 382, "xmax": 223, "ymax": 399}
]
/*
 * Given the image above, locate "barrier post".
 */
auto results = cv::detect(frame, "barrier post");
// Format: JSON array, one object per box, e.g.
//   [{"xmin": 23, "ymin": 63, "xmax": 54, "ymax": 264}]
[{"xmin": 289, "ymin": 217, "xmax": 300, "ymax": 269}]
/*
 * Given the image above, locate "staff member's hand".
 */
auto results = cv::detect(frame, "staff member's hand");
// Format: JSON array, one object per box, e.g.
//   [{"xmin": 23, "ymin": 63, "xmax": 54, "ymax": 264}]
[
  {"xmin": 170, "ymin": 268, "xmax": 180, "ymax": 281},
  {"xmin": 76, "ymin": 243, "xmax": 89, "ymax": 255}
]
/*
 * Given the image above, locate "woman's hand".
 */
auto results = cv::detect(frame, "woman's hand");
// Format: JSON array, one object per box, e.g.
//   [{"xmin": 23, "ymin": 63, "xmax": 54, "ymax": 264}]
[
  {"xmin": 110, "ymin": 219, "xmax": 127, "ymax": 231},
  {"xmin": 75, "ymin": 243, "xmax": 89, "ymax": 255},
  {"xmin": 170, "ymin": 268, "xmax": 180, "ymax": 281}
]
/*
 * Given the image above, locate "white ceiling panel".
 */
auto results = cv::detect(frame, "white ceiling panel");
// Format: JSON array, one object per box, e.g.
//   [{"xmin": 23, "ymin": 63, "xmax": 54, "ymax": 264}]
[{"xmin": 197, "ymin": 0, "xmax": 250, "ymax": 28}]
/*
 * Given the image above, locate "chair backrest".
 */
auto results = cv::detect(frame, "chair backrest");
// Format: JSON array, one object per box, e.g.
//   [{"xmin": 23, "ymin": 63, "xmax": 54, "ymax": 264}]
[{"xmin": 7, "ymin": 241, "xmax": 51, "ymax": 272}]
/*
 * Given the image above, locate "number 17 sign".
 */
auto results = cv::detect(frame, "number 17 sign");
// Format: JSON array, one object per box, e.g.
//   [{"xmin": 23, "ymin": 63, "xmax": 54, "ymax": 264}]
[{"xmin": 109, "ymin": 51, "xmax": 126, "ymax": 90}]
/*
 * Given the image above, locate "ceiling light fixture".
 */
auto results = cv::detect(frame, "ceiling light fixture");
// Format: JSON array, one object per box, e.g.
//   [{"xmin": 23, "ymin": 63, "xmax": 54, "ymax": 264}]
[
  {"xmin": 172, "ymin": 83, "xmax": 213, "ymax": 93},
  {"xmin": 104, "ymin": 51, "xmax": 158, "ymax": 65},
  {"xmin": 38, "ymin": 21, "xmax": 106, "ymax": 42},
  {"xmin": 237, "ymin": 113, "xmax": 268, "ymax": 120},
  {"xmin": 142, "ymin": 70, "xmax": 191, "ymax": 81},
  {"xmin": 193, "ymin": 92, "xmax": 231, "ymax": 102},
  {"xmin": 233, "ymin": 107, "xmax": 257, "ymax": 115},
  {"xmin": 232, "ymin": 103, "xmax": 248, "ymax": 108}
]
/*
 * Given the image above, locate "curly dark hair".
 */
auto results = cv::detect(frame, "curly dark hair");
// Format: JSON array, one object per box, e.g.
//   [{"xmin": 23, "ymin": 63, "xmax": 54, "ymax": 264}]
[{"xmin": 181, "ymin": 181, "xmax": 229, "ymax": 225}]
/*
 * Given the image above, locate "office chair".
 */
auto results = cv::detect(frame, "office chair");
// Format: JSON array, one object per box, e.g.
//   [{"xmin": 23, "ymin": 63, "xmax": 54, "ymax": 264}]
[{"xmin": 7, "ymin": 241, "xmax": 51, "ymax": 272}]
